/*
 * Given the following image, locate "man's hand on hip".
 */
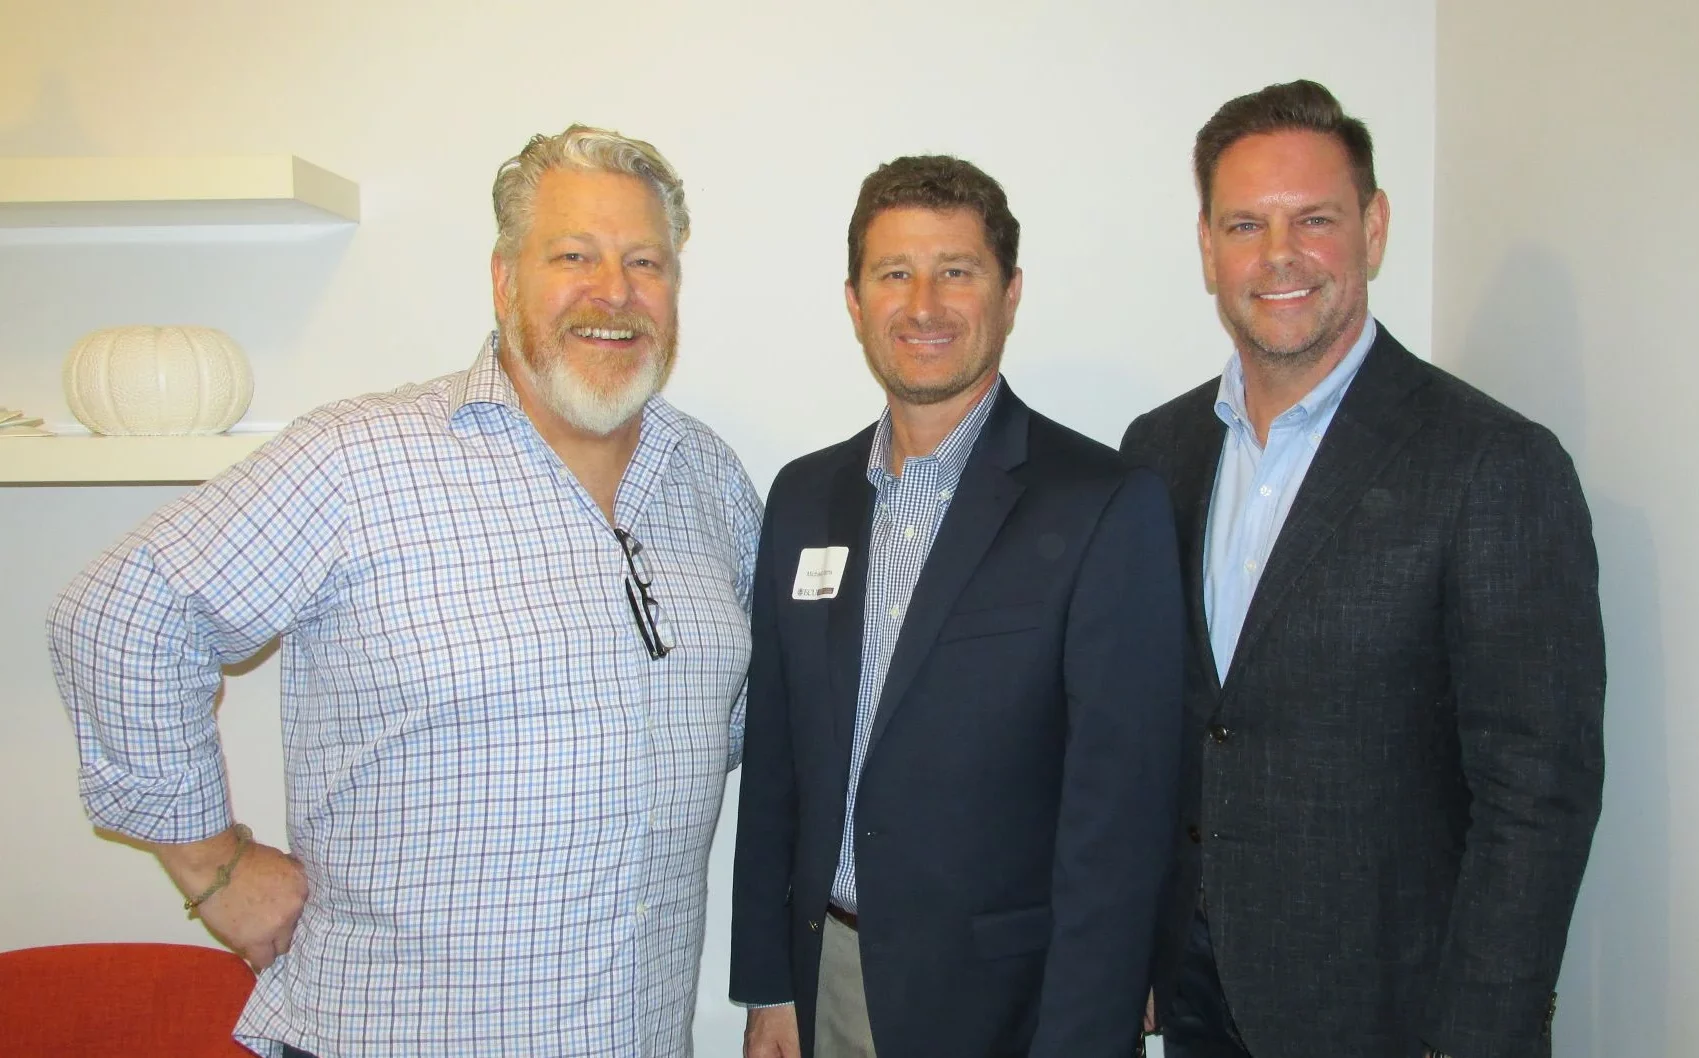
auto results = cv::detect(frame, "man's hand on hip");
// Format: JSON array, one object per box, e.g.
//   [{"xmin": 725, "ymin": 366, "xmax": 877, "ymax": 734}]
[
  {"xmin": 744, "ymin": 1004, "xmax": 801, "ymax": 1058},
  {"xmin": 152, "ymin": 827, "xmax": 309, "ymax": 971}
]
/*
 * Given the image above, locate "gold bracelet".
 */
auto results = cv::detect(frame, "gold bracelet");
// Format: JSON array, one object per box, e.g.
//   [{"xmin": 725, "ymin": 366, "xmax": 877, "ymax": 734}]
[{"xmin": 183, "ymin": 823, "xmax": 254, "ymax": 918}]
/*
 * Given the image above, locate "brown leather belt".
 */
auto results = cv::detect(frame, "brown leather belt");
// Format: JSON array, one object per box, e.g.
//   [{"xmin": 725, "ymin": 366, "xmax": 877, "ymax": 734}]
[{"xmin": 826, "ymin": 903, "xmax": 859, "ymax": 932}]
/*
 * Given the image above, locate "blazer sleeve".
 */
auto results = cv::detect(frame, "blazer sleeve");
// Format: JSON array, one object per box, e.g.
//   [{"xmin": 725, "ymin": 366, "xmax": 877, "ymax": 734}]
[
  {"xmin": 1029, "ymin": 468, "xmax": 1186, "ymax": 1057},
  {"xmin": 1422, "ymin": 422, "xmax": 1605, "ymax": 1056},
  {"xmin": 729, "ymin": 496, "xmax": 799, "ymax": 1005}
]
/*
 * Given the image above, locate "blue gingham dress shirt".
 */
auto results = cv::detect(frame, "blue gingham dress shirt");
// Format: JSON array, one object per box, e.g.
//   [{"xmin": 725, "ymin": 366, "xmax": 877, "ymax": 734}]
[
  {"xmin": 47, "ymin": 335, "xmax": 762, "ymax": 1058},
  {"xmin": 829, "ymin": 379, "xmax": 1001, "ymax": 913},
  {"xmin": 1204, "ymin": 317, "xmax": 1376, "ymax": 681}
]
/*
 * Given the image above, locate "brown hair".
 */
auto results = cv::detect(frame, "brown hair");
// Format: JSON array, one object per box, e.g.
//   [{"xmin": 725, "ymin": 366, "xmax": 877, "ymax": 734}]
[
  {"xmin": 1194, "ymin": 79, "xmax": 1376, "ymax": 216},
  {"xmin": 847, "ymin": 155, "xmax": 1019, "ymax": 286}
]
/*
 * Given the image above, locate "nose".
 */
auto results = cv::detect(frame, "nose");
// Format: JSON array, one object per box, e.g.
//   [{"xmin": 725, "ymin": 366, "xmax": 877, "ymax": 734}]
[
  {"xmin": 589, "ymin": 257, "xmax": 632, "ymax": 308},
  {"xmin": 904, "ymin": 275, "xmax": 941, "ymax": 323},
  {"xmin": 1260, "ymin": 218, "xmax": 1299, "ymax": 271}
]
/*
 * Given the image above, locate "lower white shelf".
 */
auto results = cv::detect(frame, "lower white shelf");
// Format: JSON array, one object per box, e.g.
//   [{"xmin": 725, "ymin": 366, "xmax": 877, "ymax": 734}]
[{"xmin": 0, "ymin": 433, "xmax": 276, "ymax": 484}]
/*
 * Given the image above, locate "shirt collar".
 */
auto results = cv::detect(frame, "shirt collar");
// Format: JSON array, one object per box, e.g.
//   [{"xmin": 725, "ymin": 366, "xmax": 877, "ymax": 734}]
[
  {"xmin": 866, "ymin": 375, "xmax": 1003, "ymax": 490},
  {"xmin": 449, "ymin": 332, "xmax": 523, "ymax": 424},
  {"xmin": 1214, "ymin": 315, "xmax": 1378, "ymax": 431}
]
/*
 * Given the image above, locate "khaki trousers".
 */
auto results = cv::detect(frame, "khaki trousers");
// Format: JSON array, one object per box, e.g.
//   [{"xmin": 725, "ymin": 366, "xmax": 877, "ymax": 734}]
[{"xmin": 814, "ymin": 915, "xmax": 877, "ymax": 1057}]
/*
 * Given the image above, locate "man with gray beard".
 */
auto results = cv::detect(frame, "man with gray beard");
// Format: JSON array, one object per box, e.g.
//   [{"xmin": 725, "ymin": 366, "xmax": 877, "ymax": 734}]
[{"xmin": 48, "ymin": 125, "xmax": 762, "ymax": 1058}]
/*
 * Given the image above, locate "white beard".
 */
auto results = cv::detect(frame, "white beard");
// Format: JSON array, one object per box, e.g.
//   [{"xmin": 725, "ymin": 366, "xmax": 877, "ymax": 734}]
[
  {"xmin": 529, "ymin": 349, "xmax": 664, "ymax": 436},
  {"xmin": 502, "ymin": 314, "xmax": 671, "ymax": 436}
]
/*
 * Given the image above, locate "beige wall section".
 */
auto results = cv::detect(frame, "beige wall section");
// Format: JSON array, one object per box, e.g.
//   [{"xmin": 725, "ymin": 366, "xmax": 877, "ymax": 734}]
[{"xmin": 1434, "ymin": 2, "xmax": 1697, "ymax": 1055}]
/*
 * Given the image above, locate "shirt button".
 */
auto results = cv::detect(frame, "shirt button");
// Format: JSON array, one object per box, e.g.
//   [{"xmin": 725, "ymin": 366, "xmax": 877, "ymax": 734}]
[
  {"xmin": 1244, "ymin": 559, "xmax": 1258, "ymax": 573},
  {"xmin": 888, "ymin": 605, "xmax": 901, "ymax": 619},
  {"xmin": 939, "ymin": 489, "xmax": 953, "ymax": 501},
  {"xmin": 1259, "ymin": 485, "xmax": 1272, "ymax": 497},
  {"xmin": 636, "ymin": 901, "xmax": 650, "ymax": 917},
  {"xmin": 904, "ymin": 525, "xmax": 915, "ymax": 540}
]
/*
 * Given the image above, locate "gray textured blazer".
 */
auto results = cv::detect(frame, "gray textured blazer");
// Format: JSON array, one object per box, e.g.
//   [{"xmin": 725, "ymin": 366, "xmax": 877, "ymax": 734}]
[{"xmin": 1120, "ymin": 326, "xmax": 1604, "ymax": 1058}]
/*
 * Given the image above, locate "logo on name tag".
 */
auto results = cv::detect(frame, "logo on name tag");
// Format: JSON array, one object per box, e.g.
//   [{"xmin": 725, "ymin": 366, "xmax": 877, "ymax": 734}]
[{"xmin": 793, "ymin": 546, "xmax": 850, "ymax": 601}]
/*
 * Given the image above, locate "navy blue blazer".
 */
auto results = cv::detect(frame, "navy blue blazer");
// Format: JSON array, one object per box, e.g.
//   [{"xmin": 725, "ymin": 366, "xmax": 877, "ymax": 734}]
[{"xmin": 731, "ymin": 386, "xmax": 1184, "ymax": 1058}]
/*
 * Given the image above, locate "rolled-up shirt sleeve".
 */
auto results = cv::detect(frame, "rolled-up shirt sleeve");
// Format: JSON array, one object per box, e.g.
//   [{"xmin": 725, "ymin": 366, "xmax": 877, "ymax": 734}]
[{"xmin": 46, "ymin": 413, "xmax": 347, "ymax": 843}]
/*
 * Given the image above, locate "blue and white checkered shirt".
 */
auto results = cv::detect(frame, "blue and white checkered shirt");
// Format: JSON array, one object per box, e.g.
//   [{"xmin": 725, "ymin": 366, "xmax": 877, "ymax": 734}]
[
  {"xmin": 829, "ymin": 379, "xmax": 1001, "ymax": 913},
  {"xmin": 48, "ymin": 335, "xmax": 762, "ymax": 1058}
]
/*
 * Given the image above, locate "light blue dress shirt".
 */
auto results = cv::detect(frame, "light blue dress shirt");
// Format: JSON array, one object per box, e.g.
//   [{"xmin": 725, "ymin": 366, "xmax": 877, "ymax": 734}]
[{"xmin": 1204, "ymin": 318, "xmax": 1377, "ymax": 683}]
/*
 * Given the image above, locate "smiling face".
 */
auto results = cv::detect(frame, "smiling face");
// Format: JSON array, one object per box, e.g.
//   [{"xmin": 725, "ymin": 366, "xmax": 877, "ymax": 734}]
[
  {"xmin": 846, "ymin": 206, "xmax": 1022, "ymax": 410},
  {"xmin": 492, "ymin": 167, "xmax": 679, "ymax": 436},
  {"xmin": 1200, "ymin": 129, "xmax": 1388, "ymax": 372}
]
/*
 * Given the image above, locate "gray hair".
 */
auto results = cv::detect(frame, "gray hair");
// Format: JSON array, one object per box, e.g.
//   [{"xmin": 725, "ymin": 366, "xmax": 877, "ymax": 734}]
[{"xmin": 492, "ymin": 124, "xmax": 689, "ymax": 262}]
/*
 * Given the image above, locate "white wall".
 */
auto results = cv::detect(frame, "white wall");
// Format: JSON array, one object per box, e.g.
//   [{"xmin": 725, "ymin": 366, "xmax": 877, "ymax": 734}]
[
  {"xmin": 1433, "ymin": 2, "xmax": 1697, "ymax": 1055},
  {"xmin": 0, "ymin": 1, "xmax": 1436, "ymax": 1052}
]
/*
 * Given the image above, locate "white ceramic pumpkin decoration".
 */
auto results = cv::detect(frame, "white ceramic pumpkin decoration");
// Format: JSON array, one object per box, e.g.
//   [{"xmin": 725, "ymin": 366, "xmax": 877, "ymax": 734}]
[{"xmin": 63, "ymin": 325, "xmax": 253, "ymax": 436}]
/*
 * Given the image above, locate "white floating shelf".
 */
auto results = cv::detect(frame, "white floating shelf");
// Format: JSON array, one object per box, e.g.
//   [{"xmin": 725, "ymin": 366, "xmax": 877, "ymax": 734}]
[
  {"xmin": 0, "ymin": 433, "xmax": 276, "ymax": 484},
  {"xmin": 0, "ymin": 156, "xmax": 360, "ymax": 226}
]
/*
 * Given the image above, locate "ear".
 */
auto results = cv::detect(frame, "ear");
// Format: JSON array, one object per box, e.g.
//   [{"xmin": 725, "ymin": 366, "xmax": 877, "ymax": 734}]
[
  {"xmin": 1363, "ymin": 189, "xmax": 1391, "ymax": 280},
  {"xmin": 1197, "ymin": 211, "xmax": 1217, "ymax": 295},
  {"xmin": 844, "ymin": 279, "xmax": 864, "ymax": 337},
  {"xmin": 491, "ymin": 251, "xmax": 514, "ymax": 320},
  {"xmin": 1002, "ymin": 267, "xmax": 1024, "ymax": 334}
]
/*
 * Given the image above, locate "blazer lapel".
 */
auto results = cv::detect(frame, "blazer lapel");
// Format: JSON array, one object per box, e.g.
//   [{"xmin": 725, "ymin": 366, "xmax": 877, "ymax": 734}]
[
  {"xmin": 862, "ymin": 389, "xmax": 1028, "ymax": 758},
  {"xmin": 1170, "ymin": 393, "xmax": 1228, "ymax": 696},
  {"xmin": 1223, "ymin": 330, "xmax": 1430, "ymax": 689},
  {"xmin": 824, "ymin": 434, "xmax": 877, "ymax": 759}
]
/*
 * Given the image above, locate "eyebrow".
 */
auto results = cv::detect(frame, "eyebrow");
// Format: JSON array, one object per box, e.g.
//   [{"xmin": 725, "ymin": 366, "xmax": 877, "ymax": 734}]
[
  {"xmin": 866, "ymin": 250, "xmax": 986, "ymax": 271},
  {"xmin": 1218, "ymin": 199, "xmax": 1350, "ymax": 223},
  {"xmin": 541, "ymin": 232, "xmax": 673, "ymax": 256}
]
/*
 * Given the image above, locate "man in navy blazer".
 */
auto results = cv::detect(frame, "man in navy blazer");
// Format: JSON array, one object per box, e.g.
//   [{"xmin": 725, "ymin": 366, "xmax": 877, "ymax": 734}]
[{"xmin": 731, "ymin": 155, "xmax": 1185, "ymax": 1058}]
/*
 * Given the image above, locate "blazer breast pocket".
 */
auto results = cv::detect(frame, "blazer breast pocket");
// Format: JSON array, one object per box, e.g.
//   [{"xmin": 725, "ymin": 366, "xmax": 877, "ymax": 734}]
[
  {"xmin": 935, "ymin": 603, "xmax": 1045, "ymax": 644},
  {"xmin": 971, "ymin": 904, "xmax": 1052, "ymax": 960}
]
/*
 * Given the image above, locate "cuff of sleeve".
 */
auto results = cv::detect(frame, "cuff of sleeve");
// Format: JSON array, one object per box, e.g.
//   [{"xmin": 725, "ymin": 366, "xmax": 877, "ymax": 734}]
[{"xmin": 78, "ymin": 756, "xmax": 233, "ymax": 843}]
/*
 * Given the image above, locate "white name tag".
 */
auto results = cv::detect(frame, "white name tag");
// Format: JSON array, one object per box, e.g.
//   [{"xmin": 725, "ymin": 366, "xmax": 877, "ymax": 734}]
[{"xmin": 792, "ymin": 546, "xmax": 850, "ymax": 601}]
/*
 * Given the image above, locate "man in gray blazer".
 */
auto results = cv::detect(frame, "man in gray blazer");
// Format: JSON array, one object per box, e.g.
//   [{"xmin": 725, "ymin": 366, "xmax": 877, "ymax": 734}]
[{"xmin": 1120, "ymin": 80, "xmax": 1604, "ymax": 1058}]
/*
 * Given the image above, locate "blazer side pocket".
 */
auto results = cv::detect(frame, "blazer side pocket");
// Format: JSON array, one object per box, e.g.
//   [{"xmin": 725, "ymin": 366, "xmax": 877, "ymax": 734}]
[
  {"xmin": 971, "ymin": 904, "xmax": 1052, "ymax": 960},
  {"xmin": 936, "ymin": 603, "xmax": 1045, "ymax": 644}
]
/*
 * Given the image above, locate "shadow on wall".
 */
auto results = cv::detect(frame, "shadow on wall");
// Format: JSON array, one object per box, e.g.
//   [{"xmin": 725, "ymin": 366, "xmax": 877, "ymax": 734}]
[
  {"xmin": 0, "ymin": 72, "xmax": 103, "ymax": 155},
  {"xmin": 1445, "ymin": 243, "xmax": 1670, "ymax": 1058}
]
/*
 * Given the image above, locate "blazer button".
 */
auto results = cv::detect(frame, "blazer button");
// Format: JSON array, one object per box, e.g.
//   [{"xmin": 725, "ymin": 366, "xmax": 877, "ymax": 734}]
[
  {"xmin": 1186, "ymin": 824, "xmax": 1202, "ymax": 844},
  {"xmin": 1208, "ymin": 723, "xmax": 1232, "ymax": 744}
]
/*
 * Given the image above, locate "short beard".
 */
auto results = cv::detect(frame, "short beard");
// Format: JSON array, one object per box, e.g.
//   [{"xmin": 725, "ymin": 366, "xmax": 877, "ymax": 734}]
[
  {"xmin": 503, "ymin": 304, "xmax": 675, "ymax": 436},
  {"xmin": 1228, "ymin": 313, "xmax": 1334, "ymax": 369},
  {"xmin": 862, "ymin": 334, "xmax": 1002, "ymax": 407},
  {"xmin": 1224, "ymin": 271, "xmax": 1365, "ymax": 375}
]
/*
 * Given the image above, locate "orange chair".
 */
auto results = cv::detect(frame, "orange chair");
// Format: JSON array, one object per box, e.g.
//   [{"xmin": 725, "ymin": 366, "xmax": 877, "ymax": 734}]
[{"xmin": 0, "ymin": 942, "xmax": 256, "ymax": 1057}]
